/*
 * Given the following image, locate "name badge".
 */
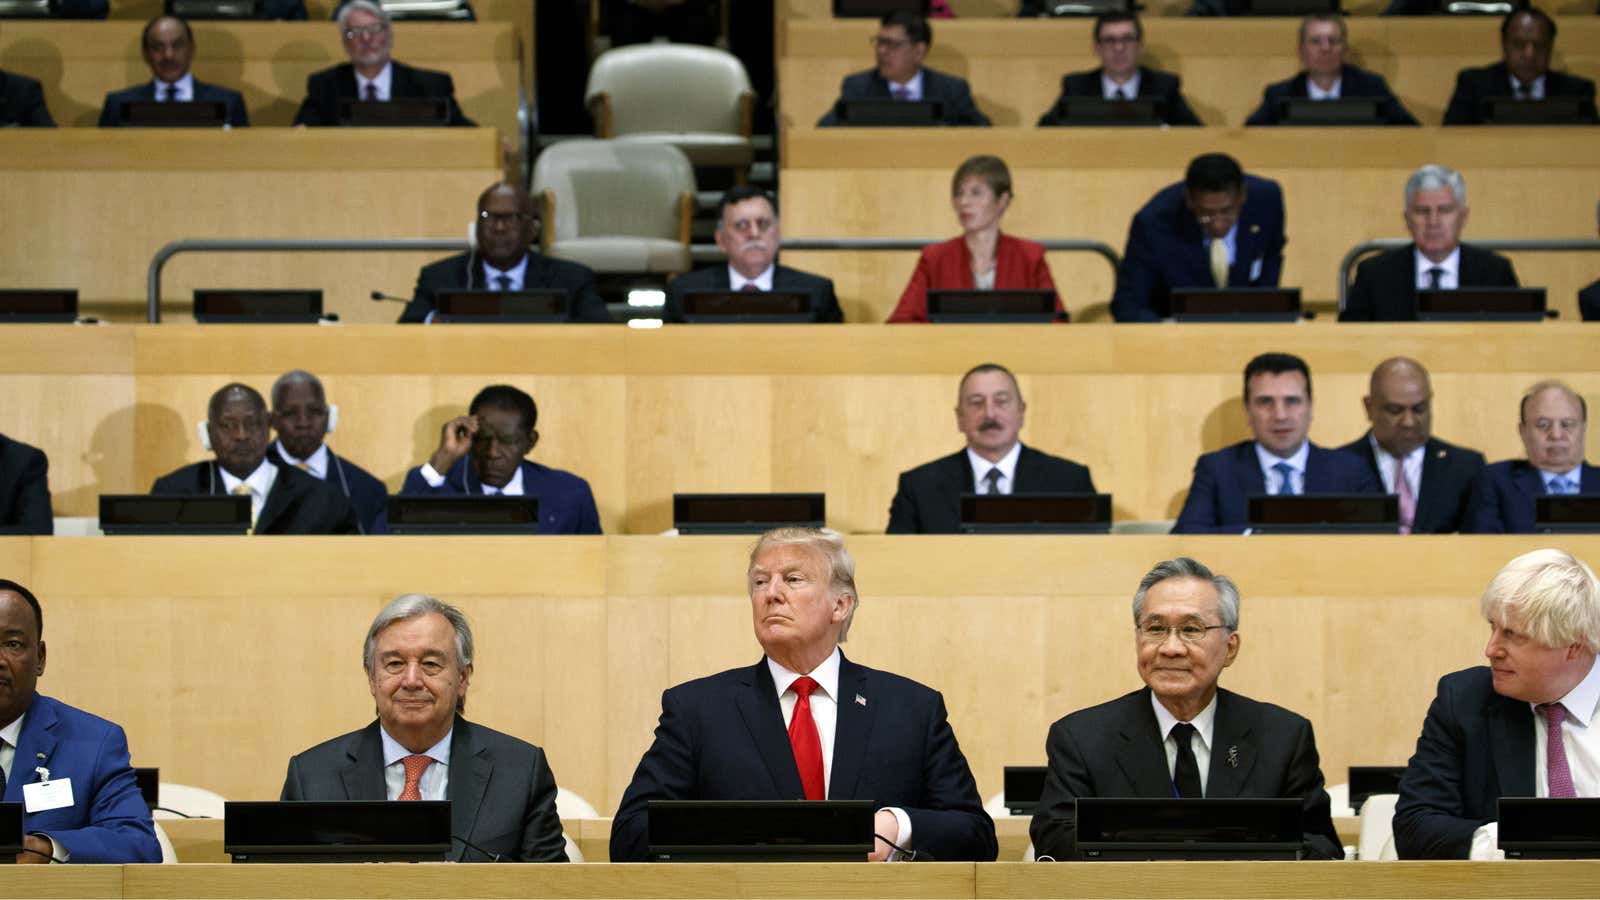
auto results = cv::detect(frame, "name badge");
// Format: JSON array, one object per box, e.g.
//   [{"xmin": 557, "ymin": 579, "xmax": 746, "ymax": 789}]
[{"xmin": 23, "ymin": 778, "xmax": 74, "ymax": 813}]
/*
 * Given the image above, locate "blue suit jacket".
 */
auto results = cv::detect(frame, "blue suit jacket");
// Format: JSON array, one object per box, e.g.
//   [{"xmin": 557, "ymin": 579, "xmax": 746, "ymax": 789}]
[
  {"xmin": 610, "ymin": 654, "xmax": 997, "ymax": 862},
  {"xmin": 1172, "ymin": 440, "xmax": 1382, "ymax": 533},
  {"xmin": 98, "ymin": 79, "xmax": 249, "ymax": 127},
  {"xmin": 5, "ymin": 695, "xmax": 160, "ymax": 863},
  {"xmin": 399, "ymin": 457, "xmax": 601, "ymax": 534},
  {"xmin": 1111, "ymin": 175, "xmax": 1286, "ymax": 322},
  {"xmin": 1463, "ymin": 459, "xmax": 1600, "ymax": 534}
]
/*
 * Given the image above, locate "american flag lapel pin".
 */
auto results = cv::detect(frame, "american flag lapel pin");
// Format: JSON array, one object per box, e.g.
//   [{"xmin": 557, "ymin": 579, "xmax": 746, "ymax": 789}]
[{"xmin": 855, "ymin": 694, "xmax": 867, "ymax": 707}]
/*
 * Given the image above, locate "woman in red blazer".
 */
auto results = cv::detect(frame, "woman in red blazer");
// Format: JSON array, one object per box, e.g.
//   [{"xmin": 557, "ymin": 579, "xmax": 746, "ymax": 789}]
[{"xmin": 886, "ymin": 154, "xmax": 1062, "ymax": 323}]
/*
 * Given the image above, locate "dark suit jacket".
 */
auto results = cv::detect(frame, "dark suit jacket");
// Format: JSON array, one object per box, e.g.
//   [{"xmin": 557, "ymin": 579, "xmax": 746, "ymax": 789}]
[
  {"xmin": 6, "ymin": 694, "xmax": 161, "ymax": 863},
  {"xmin": 887, "ymin": 233, "xmax": 1062, "ymax": 323},
  {"xmin": 610, "ymin": 653, "xmax": 997, "ymax": 862},
  {"xmin": 1341, "ymin": 243, "xmax": 1519, "ymax": 321},
  {"xmin": 1037, "ymin": 66, "xmax": 1202, "ymax": 127},
  {"xmin": 1443, "ymin": 62, "xmax": 1599, "ymax": 125},
  {"xmin": 292, "ymin": 60, "xmax": 474, "ymax": 127},
  {"xmin": 280, "ymin": 717, "xmax": 566, "ymax": 862},
  {"xmin": 0, "ymin": 433, "xmax": 52, "ymax": 534},
  {"xmin": 664, "ymin": 264, "xmax": 842, "ymax": 323},
  {"xmin": 1337, "ymin": 434, "xmax": 1486, "ymax": 534},
  {"xmin": 1579, "ymin": 278, "xmax": 1599, "ymax": 321},
  {"xmin": 1463, "ymin": 459, "xmax": 1600, "ymax": 534},
  {"xmin": 401, "ymin": 251, "xmax": 608, "ymax": 323},
  {"xmin": 270, "ymin": 441, "xmax": 388, "ymax": 536},
  {"xmin": 817, "ymin": 67, "xmax": 990, "ymax": 127},
  {"xmin": 886, "ymin": 445, "xmax": 1095, "ymax": 533},
  {"xmin": 1393, "ymin": 666, "xmax": 1533, "ymax": 859},
  {"xmin": 1245, "ymin": 65, "xmax": 1418, "ymax": 126},
  {"xmin": 1111, "ymin": 175, "xmax": 1286, "ymax": 322},
  {"xmin": 1172, "ymin": 440, "xmax": 1383, "ymax": 534},
  {"xmin": 1028, "ymin": 688, "xmax": 1342, "ymax": 861},
  {"xmin": 0, "ymin": 70, "xmax": 54, "ymax": 127},
  {"xmin": 55, "ymin": 0, "xmax": 107, "ymax": 15},
  {"xmin": 98, "ymin": 79, "xmax": 249, "ymax": 127},
  {"xmin": 150, "ymin": 460, "xmax": 359, "ymax": 534},
  {"xmin": 399, "ymin": 457, "xmax": 601, "ymax": 534}
]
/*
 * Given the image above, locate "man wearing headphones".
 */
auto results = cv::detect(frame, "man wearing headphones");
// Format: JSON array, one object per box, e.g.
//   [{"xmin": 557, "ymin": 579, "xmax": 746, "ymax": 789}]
[{"xmin": 269, "ymin": 370, "xmax": 388, "ymax": 535}]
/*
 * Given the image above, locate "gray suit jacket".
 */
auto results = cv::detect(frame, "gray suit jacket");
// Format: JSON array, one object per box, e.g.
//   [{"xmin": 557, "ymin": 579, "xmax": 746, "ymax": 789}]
[{"xmin": 280, "ymin": 717, "xmax": 568, "ymax": 862}]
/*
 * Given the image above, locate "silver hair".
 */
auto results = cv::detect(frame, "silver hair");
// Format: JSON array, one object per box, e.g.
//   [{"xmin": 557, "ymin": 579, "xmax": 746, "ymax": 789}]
[
  {"xmin": 1404, "ymin": 164, "xmax": 1466, "ymax": 208},
  {"xmin": 1481, "ymin": 549, "xmax": 1600, "ymax": 653},
  {"xmin": 749, "ymin": 527, "xmax": 860, "ymax": 641},
  {"xmin": 336, "ymin": 0, "xmax": 390, "ymax": 28},
  {"xmin": 362, "ymin": 593, "xmax": 474, "ymax": 672},
  {"xmin": 1131, "ymin": 557, "xmax": 1241, "ymax": 632},
  {"xmin": 270, "ymin": 369, "xmax": 324, "ymax": 408}
]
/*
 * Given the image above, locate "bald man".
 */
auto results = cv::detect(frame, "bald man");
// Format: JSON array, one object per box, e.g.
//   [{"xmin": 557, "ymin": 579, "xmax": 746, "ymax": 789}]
[
  {"xmin": 1337, "ymin": 358, "xmax": 1485, "ymax": 534},
  {"xmin": 150, "ymin": 383, "xmax": 358, "ymax": 534},
  {"xmin": 269, "ymin": 370, "xmax": 388, "ymax": 535},
  {"xmin": 1465, "ymin": 381, "xmax": 1598, "ymax": 533}
]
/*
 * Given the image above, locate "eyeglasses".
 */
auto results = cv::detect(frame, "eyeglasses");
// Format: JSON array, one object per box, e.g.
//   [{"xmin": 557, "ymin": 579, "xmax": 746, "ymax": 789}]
[
  {"xmin": 344, "ymin": 22, "xmax": 389, "ymax": 40},
  {"xmin": 872, "ymin": 36, "xmax": 911, "ymax": 50},
  {"xmin": 1136, "ymin": 622, "xmax": 1228, "ymax": 644},
  {"xmin": 1095, "ymin": 35, "xmax": 1140, "ymax": 46},
  {"xmin": 479, "ymin": 210, "xmax": 534, "ymax": 226}
]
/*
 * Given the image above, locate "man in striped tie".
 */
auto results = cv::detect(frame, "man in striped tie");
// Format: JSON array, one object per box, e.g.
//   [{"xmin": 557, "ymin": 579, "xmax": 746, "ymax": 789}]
[{"xmin": 1464, "ymin": 381, "xmax": 1597, "ymax": 533}]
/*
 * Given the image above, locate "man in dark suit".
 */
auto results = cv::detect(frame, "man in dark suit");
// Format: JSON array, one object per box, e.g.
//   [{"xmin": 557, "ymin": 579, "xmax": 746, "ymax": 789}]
[
  {"xmin": 282, "ymin": 593, "xmax": 567, "ymax": 862},
  {"xmin": 0, "ymin": 433, "xmax": 52, "ymax": 535},
  {"xmin": 1037, "ymin": 13, "xmax": 1201, "ymax": 127},
  {"xmin": 0, "ymin": 69, "xmax": 54, "ymax": 127},
  {"xmin": 401, "ymin": 182, "xmax": 608, "ymax": 324},
  {"xmin": 150, "ymin": 383, "xmax": 358, "ymax": 535},
  {"xmin": 0, "ymin": 580, "xmax": 161, "ymax": 864},
  {"xmin": 1245, "ymin": 14, "xmax": 1417, "ymax": 126},
  {"xmin": 99, "ymin": 16, "xmax": 249, "ymax": 128},
  {"xmin": 817, "ymin": 11, "xmax": 989, "ymax": 127},
  {"xmin": 665, "ymin": 186, "xmax": 840, "ymax": 323},
  {"xmin": 1465, "ymin": 381, "xmax": 1597, "ymax": 533},
  {"xmin": 1030, "ymin": 557, "xmax": 1342, "ymax": 861},
  {"xmin": 269, "ymin": 370, "xmax": 387, "ymax": 536},
  {"xmin": 1443, "ymin": 8, "xmax": 1597, "ymax": 126},
  {"xmin": 1111, "ymin": 153, "xmax": 1286, "ymax": 322},
  {"xmin": 887, "ymin": 363, "xmax": 1094, "ymax": 533},
  {"xmin": 1174, "ymin": 353, "xmax": 1381, "ymax": 534},
  {"xmin": 1395, "ymin": 548, "xmax": 1600, "ymax": 859},
  {"xmin": 1342, "ymin": 165, "xmax": 1518, "ymax": 321},
  {"xmin": 1338, "ymin": 358, "xmax": 1485, "ymax": 534},
  {"xmin": 399, "ymin": 384, "xmax": 601, "ymax": 534},
  {"xmin": 293, "ymin": 0, "xmax": 474, "ymax": 127},
  {"xmin": 611, "ymin": 527, "xmax": 995, "ymax": 862},
  {"xmin": 1580, "ymin": 202, "xmax": 1599, "ymax": 322}
]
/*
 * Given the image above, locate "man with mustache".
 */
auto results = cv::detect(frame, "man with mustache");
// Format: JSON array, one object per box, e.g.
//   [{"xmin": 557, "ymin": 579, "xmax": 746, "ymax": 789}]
[
  {"xmin": 293, "ymin": 0, "xmax": 473, "ymax": 127},
  {"xmin": 1464, "ymin": 381, "xmax": 1597, "ymax": 533},
  {"xmin": 663, "ymin": 187, "xmax": 840, "ymax": 323},
  {"xmin": 887, "ymin": 363, "xmax": 1095, "ymax": 533},
  {"xmin": 98, "ymin": 16, "xmax": 249, "ymax": 127}
]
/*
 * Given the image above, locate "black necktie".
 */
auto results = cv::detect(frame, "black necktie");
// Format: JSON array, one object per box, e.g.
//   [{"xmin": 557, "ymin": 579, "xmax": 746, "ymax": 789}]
[
  {"xmin": 161, "ymin": 84, "xmax": 176, "ymax": 102},
  {"xmin": 983, "ymin": 467, "xmax": 1002, "ymax": 495},
  {"xmin": 1515, "ymin": 81, "xmax": 1531, "ymax": 99},
  {"xmin": 1427, "ymin": 266, "xmax": 1444, "ymax": 290},
  {"xmin": 1170, "ymin": 722, "xmax": 1203, "ymax": 798},
  {"xmin": 364, "ymin": 83, "xmax": 378, "ymax": 102},
  {"xmin": 494, "ymin": 274, "xmax": 512, "ymax": 292}
]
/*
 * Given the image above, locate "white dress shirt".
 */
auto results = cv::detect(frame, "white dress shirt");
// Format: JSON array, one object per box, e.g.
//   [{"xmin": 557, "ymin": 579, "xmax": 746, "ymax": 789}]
[
  {"xmin": 729, "ymin": 263, "xmax": 776, "ymax": 292},
  {"xmin": 967, "ymin": 442, "xmax": 1021, "ymax": 495},
  {"xmin": 887, "ymin": 70, "xmax": 924, "ymax": 101},
  {"xmin": 1539, "ymin": 465, "xmax": 1584, "ymax": 494},
  {"xmin": 1101, "ymin": 71, "xmax": 1142, "ymax": 100},
  {"xmin": 379, "ymin": 725, "xmax": 452, "ymax": 801},
  {"xmin": 484, "ymin": 254, "xmax": 531, "ymax": 292},
  {"xmin": 1306, "ymin": 77, "xmax": 1342, "ymax": 100},
  {"xmin": 276, "ymin": 442, "xmax": 329, "ymax": 480},
  {"xmin": 1413, "ymin": 247, "xmax": 1461, "ymax": 290},
  {"xmin": 356, "ymin": 62, "xmax": 393, "ymax": 101},
  {"xmin": 1368, "ymin": 435, "xmax": 1423, "ymax": 499},
  {"xmin": 1509, "ymin": 74, "xmax": 1546, "ymax": 99},
  {"xmin": 1254, "ymin": 440, "xmax": 1309, "ymax": 496},
  {"xmin": 1150, "ymin": 692, "xmax": 1219, "ymax": 796},
  {"xmin": 418, "ymin": 461, "xmax": 525, "ymax": 495},
  {"xmin": 153, "ymin": 72, "xmax": 195, "ymax": 102},
  {"xmin": 216, "ymin": 458, "xmax": 279, "ymax": 523}
]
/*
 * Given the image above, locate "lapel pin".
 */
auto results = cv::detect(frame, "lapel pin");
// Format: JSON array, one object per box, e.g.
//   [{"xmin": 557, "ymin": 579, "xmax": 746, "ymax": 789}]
[
  {"xmin": 1250, "ymin": 224, "xmax": 1260, "ymax": 234},
  {"xmin": 855, "ymin": 694, "xmax": 867, "ymax": 707},
  {"xmin": 1437, "ymin": 449, "xmax": 1447, "ymax": 458},
  {"xmin": 1227, "ymin": 746, "xmax": 1239, "ymax": 768}
]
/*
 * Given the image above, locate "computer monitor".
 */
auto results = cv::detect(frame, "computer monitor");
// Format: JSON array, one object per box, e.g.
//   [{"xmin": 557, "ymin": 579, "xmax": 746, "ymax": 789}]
[
  {"xmin": 225, "ymin": 800, "xmax": 452, "ymax": 863},
  {"xmin": 678, "ymin": 290, "xmax": 815, "ymax": 323},
  {"xmin": 1074, "ymin": 797, "xmax": 1304, "ymax": 860},
  {"xmin": 1500, "ymin": 798, "xmax": 1600, "ymax": 858},
  {"xmin": 1415, "ymin": 287, "xmax": 1546, "ymax": 322},
  {"xmin": 1483, "ymin": 98, "xmax": 1591, "ymax": 125},
  {"xmin": 1047, "ymin": 98, "xmax": 1162, "ymax": 126},
  {"xmin": 433, "ymin": 289, "xmax": 570, "ymax": 323},
  {"xmin": 99, "ymin": 495, "xmax": 251, "ymax": 536},
  {"xmin": 0, "ymin": 803, "xmax": 22, "ymax": 861},
  {"xmin": 1275, "ymin": 98, "xmax": 1383, "ymax": 126},
  {"xmin": 927, "ymin": 289, "xmax": 1059, "ymax": 323},
  {"xmin": 337, "ymin": 99, "xmax": 451, "ymax": 127},
  {"xmin": 960, "ymin": 493, "xmax": 1112, "ymax": 534},
  {"xmin": 168, "ymin": 0, "xmax": 262, "ymax": 18},
  {"xmin": 118, "ymin": 101, "xmax": 229, "ymax": 127},
  {"xmin": 193, "ymin": 290, "xmax": 323, "ymax": 324},
  {"xmin": 647, "ymin": 800, "xmax": 875, "ymax": 862},
  {"xmin": 1171, "ymin": 288, "xmax": 1301, "ymax": 322},
  {"xmin": 1247, "ymin": 494, "xmax": 1399, "ymax": 534},
  {"xmin": 1240, "ymin": 0, "xmax": 1339, "ymax": 13},
  {"xmin": 673, "ymin": 493, "xmax": 825, "ymax": 535},
  {"xmin": 1537, "ymin": 496, "xmax": 1600, "ymax": 534},
  {"xmin": 835, "ymin": 99, "xmax": 944, "ymax": 126},
  {"xmin": 384, "ymin": 496, "xmax": 541, "ymax": 535},
  {"xmin": 1347, "ymin": 765, "xmax": 1406, "ymax": 814},
  {"xmin": 0, "ymin": 289, "xmax": 76, "ymax": 323},
  {"xmin": 832, "ymin": 0, "xmax": 928, "ymax": 15},
  {"xmin": 1004, "ymin": 766, "xmax": 1047, "ymax": 816}
]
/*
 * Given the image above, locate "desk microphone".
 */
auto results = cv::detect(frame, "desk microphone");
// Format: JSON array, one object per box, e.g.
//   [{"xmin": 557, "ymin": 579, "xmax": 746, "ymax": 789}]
[{"xmin": 370, "ymin": 291, "xmax": 409, "ymax": 303}]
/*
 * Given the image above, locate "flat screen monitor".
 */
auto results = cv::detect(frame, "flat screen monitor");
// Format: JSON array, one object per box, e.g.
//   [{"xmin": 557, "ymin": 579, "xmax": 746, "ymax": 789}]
[
  {"xmin": 225, "ymin": 800, "xmax": 452, "ymax": 863},
  {"xmin": 1004, "ymin": 766, "xmax": 1047, "ymax": 816},
  {"xmin": 1240, "ymin": 0, "xmax": 1338, "ymax": 13},
  {"xmin": 1415, "ymin": 287, "xmax": 1546, "ymax": 322},
  {"xmin": 337, "ymin": 98, "xmax": 450, "ymax": 127},
  {"xmin": 193, "ymin": 289, "xmax": 323, "ymax": 324},
  {"xmin": 385, "ymin": 496, "xmax": 540, "ymax": 535},
  {"xmin": 1537, "ymin": 495, "xmax": 1600, "ymax": 534},
  {"xmin": 1275, "ymin": 98, "xmax": 1382, "ymax": 125},
  {"xmin": 99, "ymin": 495, "xmax": 251, "ymax": 536},
  {"xmin": 960, "ymin": 493, "xmax": 1112, "ymax": 534},
  {"xmin": 647, "ymin": 800, "xmax": 874, "ymax": 862},
  {"xmin": 1075, "ymin": 797, "xmax": 1304, "ymax": 860},
  {"xmin": 1483, "ymin": 98, "xmax": 1591, "ymax": 125},
  {"xmin": 1347, "ymin": 765, "xmax": 1406, "ymax": 814},
  {"xmin": 1171, "ymin": 287, "xmax": 1301, "ymax": 322},
  {"xmin": 134, "ymin": 767, "xmax": 160, "ymax": 810},
  {"xmin": 835, "ymin": 99, "xmax": 943, "ymax": 126},
  {"xmin": 168, "ymin": 0, "xmax": 262, "ymax": 17},
  {"xmin": 0, "ymin": 803, "xmax": 22, "ymax": 861},
  {"xmin": 0, "ymin": 0, "xmax": 51, "ymax": 17},
  {"xmin": 673, "ymin": 493, "xmax": 825, "ymax": 535},
  {"xmin": 1500, "ymin": 798, "xmax": 1600, "ymax": 858},
  {"xmin": 832, "ymin": 0, "xmax": 927, "ymax": 15},
  {"xmin": 433, "ymin": 289, "xmax": 570, "ymax": 323},
  {"xmin": 118, "ymin": 101, "xmax": 228, "ymax": 127},
  {"xmin": 1247, "ymin": 493, "xmax": 1399, "ymax": 534},
  {"xmin": 0, "ymin": 289, "xmax": 76, "ymax": 323},
  {"xmin": 927, "ymin": 289, "xmax": 1059, "ymax": 323},
  {"xmin": 1032, "ymin": 0, "xmax": 1133, "ymax": 15},
  {"xmin": 679, "ymin": 290, "xmax": 814, "ymax": 323},
  {"xmin": 1048, "ymin": 98, "xmax": 1161, "ymax": 126}
]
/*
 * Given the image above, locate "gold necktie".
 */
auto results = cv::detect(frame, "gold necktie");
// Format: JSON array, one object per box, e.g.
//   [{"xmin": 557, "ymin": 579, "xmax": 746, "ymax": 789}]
[
  {"xmin": 231, "ymin": 484, "xmax": 258, "ymax": 534},
  {"xmin": 295, "ymin": 462, "xmax": 311, "ymax": 473},
  {"xmin": 1209, "ymin": 238, "xmax": 1229, "ymax": 288}
]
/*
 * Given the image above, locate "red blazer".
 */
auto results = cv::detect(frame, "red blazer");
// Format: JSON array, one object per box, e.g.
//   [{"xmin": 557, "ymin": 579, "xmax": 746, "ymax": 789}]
[{"xmin": 887, "ymin": 233, "xmax": 1061, "ymax": 323}]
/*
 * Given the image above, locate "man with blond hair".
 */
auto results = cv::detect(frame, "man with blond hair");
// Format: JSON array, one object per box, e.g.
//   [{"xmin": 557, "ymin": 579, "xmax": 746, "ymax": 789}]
[
  {"xmin": 1465, "ymin": 381, "xmax": 1596, "ymax": 533},
  {"xmin": 1396, "ymin": 548, "xmax": 1600, "ymax": 858}
]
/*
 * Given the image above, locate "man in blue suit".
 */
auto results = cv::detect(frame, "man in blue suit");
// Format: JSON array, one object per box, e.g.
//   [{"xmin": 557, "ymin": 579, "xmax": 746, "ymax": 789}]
[
  {"xmin": 269, "ymin": 370, "xmax": 388, "ymax": 536},
  {"xmin": 1465, "ymin": 381, "xmax": 1598, "ymax": 534},
  {"xmin": 0, "ymin": 580, "xmax": 159, "ymax": 864},
  {"xmin": 400, "ymin": 384, "xmax": 601, "ymax": 534},
  {"xmin": 610, "ymin": 527, "xmax": 996, "ymax": 863},
  {"xmin": 98, "ymin": 17, "xmax": 249, "ymax": 128},
  {"xmin": 817, "ymin": 11, "xmax": 989, "ymax": 127},
  {"xmin": 1112, "ymin": 153, "xmax": 1286, "ymax": 322},
  {"xmin": 1174, "ymin": 352, "xmax": 1381, "ymax": 533}
]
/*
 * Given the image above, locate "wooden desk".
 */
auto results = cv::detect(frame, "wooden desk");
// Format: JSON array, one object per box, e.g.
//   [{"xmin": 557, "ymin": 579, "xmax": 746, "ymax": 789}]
[{"xmin": 159, "ymin": 816, "xmax": 611, "ymax": 864}]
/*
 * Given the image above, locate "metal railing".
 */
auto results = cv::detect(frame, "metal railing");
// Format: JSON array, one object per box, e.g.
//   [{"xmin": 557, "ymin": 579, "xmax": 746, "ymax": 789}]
[
  {"xmin": 1338, "ymin": 239, "xmax": 1600, "ymax": 314},
  {"xmin": 781, "ymin": 238, "xmax": 1121, "ymax": 277}
]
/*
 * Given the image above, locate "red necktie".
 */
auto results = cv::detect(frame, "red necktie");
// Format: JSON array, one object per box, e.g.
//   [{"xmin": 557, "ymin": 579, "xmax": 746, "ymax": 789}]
[
  {"xmin": 788, "ymin": 676, "xmax": 825, "ymax": 801},
  {"xmin": 398, "ymin": 754, "xmax": 432, "ymax": 801}
]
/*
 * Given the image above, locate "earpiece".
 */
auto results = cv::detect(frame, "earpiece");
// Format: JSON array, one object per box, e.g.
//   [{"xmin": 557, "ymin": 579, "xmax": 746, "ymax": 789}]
[
  {"xmin": 197, "ymin": 421, "xmax": 212, "ymax": 452},
  {"xmin": 326, "ymin": 404, "xmax": 340, "ymax": 435}
]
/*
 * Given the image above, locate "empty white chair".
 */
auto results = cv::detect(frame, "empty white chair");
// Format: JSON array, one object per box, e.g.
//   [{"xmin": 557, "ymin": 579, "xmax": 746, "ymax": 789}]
[
  {"xmin": 532, "ymin": 139, "xmax": 695, "ymax": 275},
  {"xmin": 1357, "ymin": 793, "xmax": 1400, "ymax": 861},
  {"xmin": 153, "ymin": 782, "xmax": 226, "ymax": 820}
]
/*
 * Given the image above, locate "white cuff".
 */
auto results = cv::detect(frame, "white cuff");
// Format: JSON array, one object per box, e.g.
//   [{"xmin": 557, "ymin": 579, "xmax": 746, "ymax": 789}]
[{"xmin": 419, "ymin": 463, "xmax": 446, "ymax": 487}]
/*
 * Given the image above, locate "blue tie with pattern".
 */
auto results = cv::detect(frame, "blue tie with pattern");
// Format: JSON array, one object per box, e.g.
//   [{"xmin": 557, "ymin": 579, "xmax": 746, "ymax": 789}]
[
  {"xmin": 1272, "ymin": 461, "xmax": 1296, "ymax": 496},
  {"xmin": 1550, "ymin": 476, "xmax": 1575, "ymax": 496}
]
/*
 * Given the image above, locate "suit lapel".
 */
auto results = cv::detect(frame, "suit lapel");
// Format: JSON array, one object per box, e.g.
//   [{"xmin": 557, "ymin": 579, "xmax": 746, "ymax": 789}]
[
  {"xmin": 1012, "ymin": 446, "xmax": 1038, "ymax": 492},
  {"xmin": 733, "ymin": 661, "xmax": 806, "ymax": 798},
  {"xmin": 1415, "ymin": 439, "xmax": 1449, "ymax": 531},
  {"xmin": 447, "ymin": 719, "xmax": 491, "ymax": 861},
  {"xmin": 255, "ymin": 467, "xmax": 302, "ymax": 533},
  {"xmin": 338, "ymin": 722, "xmax": 389, "ymax": 801},
  {"xmin": 1514, "ymin": 463, "xmax": 1545, "ymax": 499},
  {"xmin": 1236, "ymin": 443, "xmax": 1267, "ymax": 496},
  {"xmin": 8, "ymin": 697, "xmax": 58, "ymax": 802},
  {"xmin": 1205, "ymin": 691, "xmax": 1257, "ymax": 797},
  {"xmin": 1487, "ymin": 696, "xmax": 1535, "ymax": 797},
  {"xmin": 1289, "ymin": 72, "xmax": 1310, "ymax": 99},
  {"xmin": 1115, "ymin": 691, "xmax": 1180, "ymax": 796},
  {"xmin": 1582, "ymin": 464, "xmax": 1600, "ymax": 494},
  {"xmin": 829, "ymin": 657, "xmax": 872, "ymax": 800},
  {"xmin": 335, "ymin": 66, "xmax": 359, "ymax": 101}
]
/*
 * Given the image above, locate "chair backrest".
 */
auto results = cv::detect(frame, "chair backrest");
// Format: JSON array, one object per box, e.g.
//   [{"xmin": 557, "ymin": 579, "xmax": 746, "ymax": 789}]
[
  {"xmin": 532, "ymin": 140, "xmax": 693, "ymax": 244},
  {"xmin": 153, "ymin": 821, "xmax": 178, "ymax": 864},
  {"xmin": 555, "ymin": 787, "xmax": 599, "ymax": 819},
  {"xmin": 585, "ymin": 44, "xmax": 752, "ymax": 136},
  {"xmin": 154, "ymin": 782, "xmax": 227, "ymax": 820},
  {"xmin": 0, "ymin": 0, "xmax": 51, "ymax": 16},
  {"xmin": 1357, "ymin": 793, "xmax": 1400, "ymax": 861},
  {"xmin": 380, "ymin": 0, "xmax": 473, "ymax": 19},
  {"xmin": 1326, "ymin": 782, "xmax": 1353, "ymax": 818}
]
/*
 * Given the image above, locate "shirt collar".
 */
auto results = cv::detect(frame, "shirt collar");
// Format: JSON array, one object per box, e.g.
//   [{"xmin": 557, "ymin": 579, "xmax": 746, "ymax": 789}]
[
  {"xmin": 481, "ymin": 464, "xmax": 525, "ymax": 496},
  {"xmin": 1544, "ymin": 657, "xmax": 1600, "ymax": 728},
  {"xmin": 378, "ymin": 723, "xmax": 453, "ymax": 768},
  {"xmin": 217, "ymin": 457, "xmax": 278, "ymax": 498},
  {"xmin": 275, "ymin": 441, "xmax": 330, "ymax": 480},
  {"xmin": 483, "ymin": 254, "xmax": 531, "ymax": 290},
  {"xmin": 728, "ymin": 263, "xmax": 776, "ymax": 292},
  {"xmin": 1254, "ymin": 438, "xmax": 1310, "ymax": 472},
  {"xmin": 357, "ymin": 62, "xmax": 393, "ymax": 98},
  {"xmin": 153, "ymin": 72, "xmax": 195, "ymax": 99},
  {"xmin": 767, "ymin": 646, "xmax": 842, "ymax": 703},
  {"xmin": 966, "ymin": 441, "xmax": 1022, "ymax": 486},
  {"xmin": 1367, "ymin": 433, "xmax": 1423, "ymax": 472},
  {"xmin": 1101, "ymin": 70, "xmax": 1141, "ymax": 99},
  {"xmin": 1414, "ymin": 246, "xmax": 1461, "ymax": 281},
  {"xmin": 1150, "ymin": 690, "xmax": 1218, "ymax": 751},
  {"xmin": 1510, "ymin": 73, "xmax": 1546, "ymax": 97},
  {"xmin": 888, "ymin": 69, "xmax": 924, "ymax": 99},
  {"xmin": 1306, "ymin": 76, "xmax": 1341, "ymax": 100},
  {"xmin": 1539, "ymin": 465, "xmax": 1584, "ymax": 490},
  {"xmin": 0, "ymin": 709, "xmax": 24, "ymax": 749}
]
